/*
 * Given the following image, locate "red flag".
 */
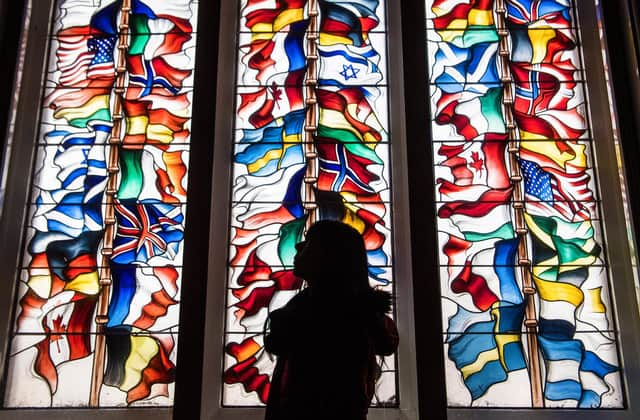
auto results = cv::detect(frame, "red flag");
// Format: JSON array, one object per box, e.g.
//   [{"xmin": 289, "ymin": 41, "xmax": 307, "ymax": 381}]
[{"xmin": 451, "ymin": 261, "xmax": 499, "ymax": 311}]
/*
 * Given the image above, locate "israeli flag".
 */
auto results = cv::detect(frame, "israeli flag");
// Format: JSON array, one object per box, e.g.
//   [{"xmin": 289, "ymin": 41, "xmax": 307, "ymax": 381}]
[{"xmin": 318, "ymin": 43, "xmax": 383, "ymax": 88}]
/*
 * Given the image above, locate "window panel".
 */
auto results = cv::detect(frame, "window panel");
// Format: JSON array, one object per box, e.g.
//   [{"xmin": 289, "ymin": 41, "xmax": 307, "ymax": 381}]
[
  {"xmin": 442, "ymin": 332, "xmax": 622, "ymax": 408},
  {"xmin": 4, "ymin": 0, "xmax": 198, "ymax": 408},
  {"xmin": 223, "ymin": 0, "xmax": 395, "ymax": 407},
  {"xmin": 6, "ymin": 331, "xmax": 179, "ymax": 408},
  {"xmin": 427, "ymin": 0, "xmax": 624, "ymax": 408}
]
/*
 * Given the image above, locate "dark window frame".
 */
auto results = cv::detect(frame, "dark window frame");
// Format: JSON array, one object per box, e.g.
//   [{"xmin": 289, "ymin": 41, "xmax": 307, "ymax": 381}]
[{"xmin": 0, "ymin": 1, "xmax": 638, "ymax": 419}]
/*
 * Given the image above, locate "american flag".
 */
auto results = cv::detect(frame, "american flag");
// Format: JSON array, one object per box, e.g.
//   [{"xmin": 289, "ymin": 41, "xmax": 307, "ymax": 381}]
[
  {"xmin": 520, "ymin": 158, "xmax": 594, "ymax": 221},
  {"xmin": 87, "ymin": 36, "xmax": 117, "ymax": 78}
]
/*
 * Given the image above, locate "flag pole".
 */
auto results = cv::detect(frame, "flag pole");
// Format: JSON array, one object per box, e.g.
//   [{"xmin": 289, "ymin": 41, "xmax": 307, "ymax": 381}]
[
  {"xmin": 303, "ymin": 0, "xmax": 319, "ymax": 231},
  {"xmin": 494, "ymin": 0, "xmax": 544, "ymax": 407},
  {"xmin": 89, "ymin": 0, "xmax": 132, "ymax": 407}
]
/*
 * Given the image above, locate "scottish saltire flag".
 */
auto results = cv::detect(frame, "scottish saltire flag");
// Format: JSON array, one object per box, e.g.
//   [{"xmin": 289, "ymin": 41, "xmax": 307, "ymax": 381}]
[
  {"xmin": 430, "ymin": 2, "xmax": 520, "ymax": 404},
  {"xmin": 6, "ymin": 0, "xmax": 197, "ymax": 408},
  {"xmin": 430, "ymin": 0, "xmax": 622, "ymax": 408},
  {"xmin": 429, "ymin": 0, "xmax": 504, "ymax": 142},
  {"xmin": 434, "ymin": 42, "xmax": 501, "ymax": 95}
]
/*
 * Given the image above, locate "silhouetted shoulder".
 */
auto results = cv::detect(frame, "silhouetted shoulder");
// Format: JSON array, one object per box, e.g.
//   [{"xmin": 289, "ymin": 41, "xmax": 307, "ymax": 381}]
[{"xmin": 264, "ymin": 289, "xmax": 312, "ymax": 355}]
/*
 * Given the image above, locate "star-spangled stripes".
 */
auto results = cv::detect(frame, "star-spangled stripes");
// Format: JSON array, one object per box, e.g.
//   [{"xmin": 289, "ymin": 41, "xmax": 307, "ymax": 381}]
[
  {"xmin": 430, "ymin": 0, "xmax": 620, "ymax": 408},
  {"xmin": 9, "ymin": 0, "xmax": 196, "ymax": 407},
  {"xmin": 87, "ymin": 36, "xmax": 117, "ymax": 77}
]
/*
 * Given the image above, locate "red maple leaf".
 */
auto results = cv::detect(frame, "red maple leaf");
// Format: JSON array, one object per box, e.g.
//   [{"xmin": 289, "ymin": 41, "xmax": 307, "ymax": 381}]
[
  {"xmin": 469, "ymin": 151, "xmax": 484, "ymax": 174},
  {"xmin": 50, "ymin": 315, "xmax": 66, "ymax": 354},
  {"xmin": 269, "ymin": 82, "xmax": 282, "ymax": 108}
]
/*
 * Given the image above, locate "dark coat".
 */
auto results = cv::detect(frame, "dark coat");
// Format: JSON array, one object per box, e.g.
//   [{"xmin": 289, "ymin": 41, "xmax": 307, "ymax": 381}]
[{"xmin": 264, "ymin": 287, "xmax": 398, "ymax": 420}]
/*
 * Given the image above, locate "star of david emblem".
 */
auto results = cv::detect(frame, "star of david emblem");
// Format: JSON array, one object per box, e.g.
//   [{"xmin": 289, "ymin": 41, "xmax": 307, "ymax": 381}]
[{"xmin": 339, "ymin": 64, "xmax": 360, "ymax": 80}]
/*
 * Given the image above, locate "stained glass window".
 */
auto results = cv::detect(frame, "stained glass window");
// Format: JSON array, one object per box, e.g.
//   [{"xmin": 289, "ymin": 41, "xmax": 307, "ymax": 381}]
[
  {"xmin": 4, "ymin": 0, "xmax": 198, "ymax": 407},
  {"xmin": 427, "ymin": 0, "xmax": 623, "ymax": 408},
  {"xmin": 222, "ymin": 0, "xmax": 395, "ymax": 406}
]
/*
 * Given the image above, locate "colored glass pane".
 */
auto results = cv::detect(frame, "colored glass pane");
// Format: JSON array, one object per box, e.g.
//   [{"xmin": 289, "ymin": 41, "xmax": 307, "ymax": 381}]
[
  {"xmin": 4, "ymin": 0, "xmax": 198, "ymax": 408},
  {"xmin": 223, "ymin": 0, "xmax": 395, "ymax": 407},
  {"xmin": 427, "ymin": 0, "xmax": 623, "ymax": 408}
]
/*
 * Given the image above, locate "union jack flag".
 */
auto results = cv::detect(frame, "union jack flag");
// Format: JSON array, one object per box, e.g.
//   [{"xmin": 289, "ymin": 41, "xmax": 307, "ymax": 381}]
[
  {"xmin": 112, "ymin": 200, "xmax": 184, "ymax": 264},
  {"xmin": 505, "ymin": 0, "xmax": 571, "ymax": 26}
]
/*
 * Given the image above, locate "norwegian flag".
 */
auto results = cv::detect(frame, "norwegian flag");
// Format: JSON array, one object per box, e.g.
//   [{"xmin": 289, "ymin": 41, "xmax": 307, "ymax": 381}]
[
  {"xmin": 317, "ymin": 141, "xmax": 378, "ymax": 195},
  {"xmin": 112, "ymin": 200, "xmax": 184, "ymax": 264},
  {"xmin": 127, "ymin": 55, "xmax": 191, "ymax": 97},
  {"xmin": 512, "ymin": 63, "xmax": 577, "ymax": 116}
]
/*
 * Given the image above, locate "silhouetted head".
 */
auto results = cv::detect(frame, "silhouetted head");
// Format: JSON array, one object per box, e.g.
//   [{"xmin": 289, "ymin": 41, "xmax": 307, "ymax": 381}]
[{"xmin": 293, "ymin": 220, "xmax": 369, "ymax": 295}]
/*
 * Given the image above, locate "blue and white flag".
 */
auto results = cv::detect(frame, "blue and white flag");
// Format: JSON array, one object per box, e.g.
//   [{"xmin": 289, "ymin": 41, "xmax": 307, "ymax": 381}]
[{"xmin": 318, "ymin": 42, "xmax": 383, "ymax": 88}]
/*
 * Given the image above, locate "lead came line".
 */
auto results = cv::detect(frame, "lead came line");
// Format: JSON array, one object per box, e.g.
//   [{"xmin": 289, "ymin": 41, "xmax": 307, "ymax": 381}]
[
  {"xmin": 495, "ymin": 0, "xmax": 544, "ymax": 407},
  {"xmin": 304, "ymin": 0, "xmax": 319, "ymax": 229},
  {"xmin": 89, "ymin": 0, "xmax": 132, "ymax": 406}
]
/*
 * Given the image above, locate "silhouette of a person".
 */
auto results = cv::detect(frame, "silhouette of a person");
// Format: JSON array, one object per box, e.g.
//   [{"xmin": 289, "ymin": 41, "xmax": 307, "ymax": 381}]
[{"xmin": 264, "ymin": 220, "xmax": 398, "ymax": 420}]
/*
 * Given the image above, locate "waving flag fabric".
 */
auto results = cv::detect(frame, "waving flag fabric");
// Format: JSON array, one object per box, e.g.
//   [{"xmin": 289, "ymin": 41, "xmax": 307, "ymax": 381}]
[
  {"xmin": 429, "ymin": 0, "xmax": 622, "ymax": 408},
  {"xmin": 226, "ymin": 0, "xmax": 308, "ymax": 405},
  {"xmin": 429, "ymin": 0, "xmax": 524, "ymax": 403},
  {"xmin": 318, "ymin": 42, "xmax": 383, "ymax": 89},
  {"xmin": 6, "ymin": 0, "xmax": 197, "ymax": 408},
  {"xmin": 507, "ymin": 0, "xmax": 620, "ymax": 408},
  {"xmin": 225, "ymin": 0, "xmax": 393, "ymax": 406}
]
